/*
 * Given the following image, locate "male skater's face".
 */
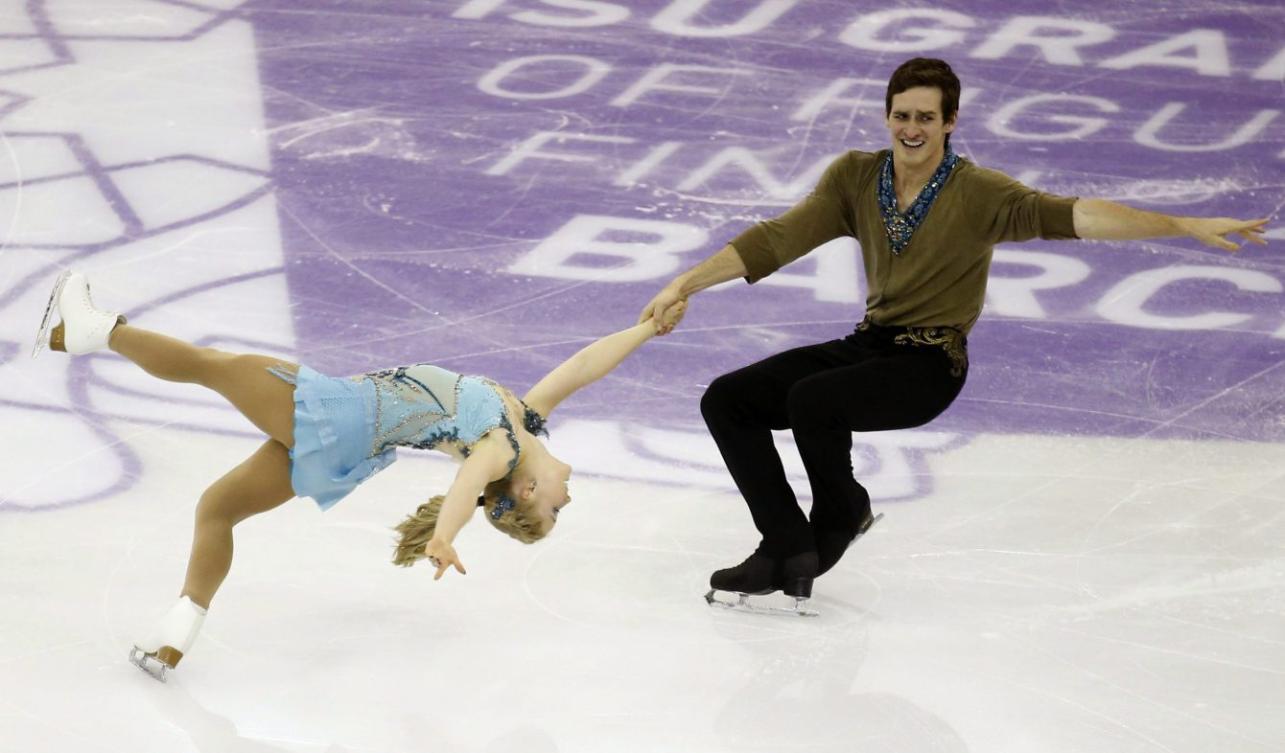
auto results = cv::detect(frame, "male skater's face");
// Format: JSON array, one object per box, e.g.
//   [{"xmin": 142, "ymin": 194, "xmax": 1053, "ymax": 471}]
[{"xmin": 886, "ymin": 86, "xmax": 955, "ymax": 172}]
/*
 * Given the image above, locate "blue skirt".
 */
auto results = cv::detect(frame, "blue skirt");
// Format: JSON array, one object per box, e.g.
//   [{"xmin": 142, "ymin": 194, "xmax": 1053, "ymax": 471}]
[{"xmin": 270, "ymin": 365, "xmax": 396, "ymax": 510}]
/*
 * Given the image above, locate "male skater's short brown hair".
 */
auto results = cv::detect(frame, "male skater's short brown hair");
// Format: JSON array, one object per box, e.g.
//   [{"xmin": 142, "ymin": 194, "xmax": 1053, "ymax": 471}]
[{"xmin": 885, "ymin": 58, "xmax": 961, "ymax": 144}]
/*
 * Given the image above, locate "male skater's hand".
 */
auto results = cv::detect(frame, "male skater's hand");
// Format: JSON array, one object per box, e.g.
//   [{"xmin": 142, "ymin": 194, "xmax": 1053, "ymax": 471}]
[
  {"xmin": 424, "ymin": 537, "xmax": 467, "ymax": 580},
  {"xmin": 1177, "ymin": 216, "xmax": 1268, "ymax": 252}
]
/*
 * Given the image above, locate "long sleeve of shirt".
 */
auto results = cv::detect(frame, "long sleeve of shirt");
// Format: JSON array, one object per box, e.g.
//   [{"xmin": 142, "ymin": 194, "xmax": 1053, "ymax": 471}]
[{"xmin": 728, "ymin": 149, "xmax": 1078, "ymax": 333}]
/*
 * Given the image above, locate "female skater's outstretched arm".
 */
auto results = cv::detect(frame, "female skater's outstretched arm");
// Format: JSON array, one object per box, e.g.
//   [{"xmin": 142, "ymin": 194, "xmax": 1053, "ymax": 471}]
[
  {"xmin": 422, "ymin": 436, "xmax": 514, "ymax": 579},
  {"xmin": 523, "ymin": 304, "xmax": 686, "ymax": 419},
  {"xmin": 410, "ymin": 304, "xmax": 688, "ymax": 578}
]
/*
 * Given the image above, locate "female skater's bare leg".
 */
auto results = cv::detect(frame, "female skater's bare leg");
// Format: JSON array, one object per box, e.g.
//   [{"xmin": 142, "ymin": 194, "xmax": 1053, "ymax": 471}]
[
  {"xmin": 105, "ymin": 327, "xmax": 301, "ymax": 601},
  {"xmin": 108, "ymin": 325, "xmax": 298, "ymax": 447},
  {"xmin": 109, "ymin": 324, "xmax": 304, "ymax": 680},
  {"xmin": 131, "ymin": 439, "xmax": 296, "ymax": 680},
  {"xmin": 183, "ymin": 439, "xmax": 297, "ymax": 607},
  {"xmin": 48, "ymin": 278, "xmax": 310, "ymax": 679},
  {"xmin": 41, "ymin": 273, "xmax": 296, "ymax": 443}
]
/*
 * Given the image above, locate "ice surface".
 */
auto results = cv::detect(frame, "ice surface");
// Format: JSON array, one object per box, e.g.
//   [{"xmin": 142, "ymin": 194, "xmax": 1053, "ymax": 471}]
[{"xmin": 2, "ymin": 2, "xmax": 1282, "ymax": 752}]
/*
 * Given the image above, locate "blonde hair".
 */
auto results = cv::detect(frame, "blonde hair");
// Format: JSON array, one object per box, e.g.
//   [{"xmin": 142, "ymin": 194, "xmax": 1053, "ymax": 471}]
[{"xmin": 391, "ymin": 478, "xmax": 547, "ymax": 567}]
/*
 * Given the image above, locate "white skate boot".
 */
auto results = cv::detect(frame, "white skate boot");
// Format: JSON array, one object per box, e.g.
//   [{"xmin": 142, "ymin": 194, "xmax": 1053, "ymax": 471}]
[
  {"xmin": 129, "ymin": 596, "xmax": 207, "ymax": 682},
  {"xmin": 32, "ymin": 270, "xmax": 126, "ymax": 358}
]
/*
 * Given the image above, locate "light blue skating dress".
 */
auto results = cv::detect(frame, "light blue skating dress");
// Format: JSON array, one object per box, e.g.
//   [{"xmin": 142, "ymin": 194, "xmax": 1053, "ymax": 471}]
[{"xmin": 268, "ymin": 363, "xmax": 547, "ymax": 510}]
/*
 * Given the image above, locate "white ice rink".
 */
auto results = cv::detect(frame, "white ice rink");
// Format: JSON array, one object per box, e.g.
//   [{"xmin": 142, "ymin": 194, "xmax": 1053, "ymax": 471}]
[{"xmin": 2, "ymin": 2, "xmax": 1283, "ymax": 753}]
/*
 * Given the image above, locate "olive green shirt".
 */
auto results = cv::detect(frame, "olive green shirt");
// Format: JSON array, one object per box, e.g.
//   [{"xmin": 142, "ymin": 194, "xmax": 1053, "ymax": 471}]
[{"xmin": 730, "ymin": 149, "xmax": 1079, "ymax": 334}]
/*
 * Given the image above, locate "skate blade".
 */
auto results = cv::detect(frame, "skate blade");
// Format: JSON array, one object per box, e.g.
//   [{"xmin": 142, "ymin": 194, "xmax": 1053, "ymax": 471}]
[
  {"xmin": 704, "ymin": 589, "xmax": 819, "ymax": 617},
  {"xmin": 858, "ymin": 512, "xmax": 885, "ymax": 539},
  {"xmin": 128, "ymin": 647, "xmax": 170, "ymax": 683},
  {"xmin": 31, "ymin": 270, "xmax": 71, "ymax": 359}
]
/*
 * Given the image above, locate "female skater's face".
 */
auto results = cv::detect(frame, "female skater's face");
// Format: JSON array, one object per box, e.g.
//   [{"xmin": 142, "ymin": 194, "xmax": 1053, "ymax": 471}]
[
  {"xmin": 519, "ymin": 454, "xmax": 572, "ymax": 533},
  {"xmin": 886, "ymin": 86, "xmax": 955, "ymax": 172}
]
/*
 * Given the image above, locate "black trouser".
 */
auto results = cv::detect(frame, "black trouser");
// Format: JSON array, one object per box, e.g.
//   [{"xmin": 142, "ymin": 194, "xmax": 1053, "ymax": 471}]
[{"xmin": 700, "ymin": 322, "xmax": 967, "ymax": 559}]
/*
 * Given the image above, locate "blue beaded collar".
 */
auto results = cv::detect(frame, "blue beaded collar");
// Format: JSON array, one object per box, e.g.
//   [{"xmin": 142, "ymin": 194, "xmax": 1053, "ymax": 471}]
[{"xmin": 878, "ymin": 146, "xmax": 958, "ymax": 256}]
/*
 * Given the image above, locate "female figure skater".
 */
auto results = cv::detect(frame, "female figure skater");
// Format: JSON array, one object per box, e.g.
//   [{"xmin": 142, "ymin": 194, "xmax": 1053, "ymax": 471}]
[{"xmin": 35, "ymin": 270, "xmax": 682, "ymax": 680}]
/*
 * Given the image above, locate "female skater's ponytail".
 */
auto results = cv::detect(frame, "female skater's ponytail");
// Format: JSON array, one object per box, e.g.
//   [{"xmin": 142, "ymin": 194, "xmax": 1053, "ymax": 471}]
[{"xmin": 392, "ymin": 496, "xmax": 446, "ymax": 567}]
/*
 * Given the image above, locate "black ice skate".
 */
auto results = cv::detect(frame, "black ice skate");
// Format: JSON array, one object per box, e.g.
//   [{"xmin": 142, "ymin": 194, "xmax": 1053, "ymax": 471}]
[
  {"xmin": 704, "ymin": 551, "xmax": 820, "ymax": 617},
  {"xmin": 815, "ymin": 511, "xmax": 884, "ymax": 576}
]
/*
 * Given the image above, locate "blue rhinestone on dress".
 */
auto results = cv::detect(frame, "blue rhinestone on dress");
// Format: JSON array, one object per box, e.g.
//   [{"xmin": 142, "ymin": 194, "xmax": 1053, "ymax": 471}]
[
  {"xmin": 521, "ymin": 404, "xmax": 549, "ymax": 437},
  {"xmin": 878, "ymin": 146, "xmax": 958, "ymax": 256}
]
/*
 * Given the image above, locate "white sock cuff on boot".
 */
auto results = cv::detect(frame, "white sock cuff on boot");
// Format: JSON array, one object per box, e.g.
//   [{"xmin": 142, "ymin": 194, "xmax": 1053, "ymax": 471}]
[{"xmin": 138, "ymin": 596, "xmax": 207, "ymax": 655}]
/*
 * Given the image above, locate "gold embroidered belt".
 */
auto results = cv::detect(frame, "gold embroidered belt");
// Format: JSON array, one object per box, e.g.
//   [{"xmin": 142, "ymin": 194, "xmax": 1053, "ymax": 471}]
[{"xmin": 855, "ymin": 317, "xmax": 968, "ymax": 378}]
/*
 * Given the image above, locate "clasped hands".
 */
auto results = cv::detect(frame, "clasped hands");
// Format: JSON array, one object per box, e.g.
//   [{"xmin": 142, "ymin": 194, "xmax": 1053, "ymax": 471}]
[{"xmin": 638, "ymin": 285, "xmax": 688, "ymax": 335}]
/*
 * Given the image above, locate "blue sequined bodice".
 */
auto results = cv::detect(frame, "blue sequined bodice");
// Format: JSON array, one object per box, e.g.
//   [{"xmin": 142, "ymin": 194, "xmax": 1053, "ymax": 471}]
[{"xmin": 363, "ymin": 364, "xmax": 547, "ymax": 472}]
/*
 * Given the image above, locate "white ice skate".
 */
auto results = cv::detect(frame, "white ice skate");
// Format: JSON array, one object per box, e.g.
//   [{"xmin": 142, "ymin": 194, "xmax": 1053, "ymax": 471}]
[
  {"xmin": 704, "ymin": 513, "xmax": 884, "ymax": 617},
  {"xmin": 129, "ymin": 596, "xmax": 206, "ymax": 683},
  {"xmin": 32, "ymin": 270, "xmax": 126, "ymax": 358}
]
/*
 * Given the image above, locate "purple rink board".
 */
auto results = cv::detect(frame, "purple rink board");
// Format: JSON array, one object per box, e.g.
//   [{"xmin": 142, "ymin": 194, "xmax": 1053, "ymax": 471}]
[{"xmin": 250, "ymin": 0, "xmax": 1285, "ymax": 443}]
